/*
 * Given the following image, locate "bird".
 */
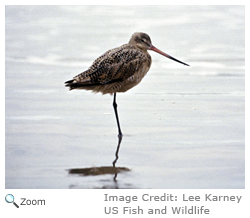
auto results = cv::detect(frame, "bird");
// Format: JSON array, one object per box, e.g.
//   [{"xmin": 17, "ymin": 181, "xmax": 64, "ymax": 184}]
[{"xmin": 65, "ymin": 32, "xmax": 189, "ymax": 137}]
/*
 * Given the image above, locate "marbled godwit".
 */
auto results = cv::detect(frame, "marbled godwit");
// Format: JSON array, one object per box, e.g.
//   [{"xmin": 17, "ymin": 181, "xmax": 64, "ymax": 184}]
[{"xmin": 65, "ymin": 32, "xmax": 189, "ymax": 136}]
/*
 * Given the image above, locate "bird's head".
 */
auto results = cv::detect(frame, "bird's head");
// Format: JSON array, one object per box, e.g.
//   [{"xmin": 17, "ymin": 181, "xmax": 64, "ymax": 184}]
[
  {"xmin": 129, "ymin": 32, "xmax": 189, "ymax": 66},
  {"xmin": 129, "ymin": 32, "xmax": 152, "ymax": 51}
]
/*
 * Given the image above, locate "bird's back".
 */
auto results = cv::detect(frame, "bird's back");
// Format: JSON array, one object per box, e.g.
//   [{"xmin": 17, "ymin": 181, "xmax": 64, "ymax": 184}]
[{"xmin": 65, "ymin": 43, "xmax": 152, "ymax": 94}]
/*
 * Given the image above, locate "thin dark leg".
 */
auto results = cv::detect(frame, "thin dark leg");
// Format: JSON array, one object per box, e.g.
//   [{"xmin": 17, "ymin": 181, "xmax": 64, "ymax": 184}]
[
  {"xmin": 112, "ymin": 135, "xmax": 123, "ymax": 181},
  {"xmin": 113, "ymin": 93, "xmax": 123, "ymax": 136},
  {"xmin": 112, "ymin": 135, "xmax": 123, "ymax": 168}
]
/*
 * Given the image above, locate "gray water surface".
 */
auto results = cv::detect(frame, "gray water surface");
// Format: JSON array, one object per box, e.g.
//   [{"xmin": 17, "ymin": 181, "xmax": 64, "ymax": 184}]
[{"xmin": 5, "ymin": 5, "xmax": 244, "ymax": 188}]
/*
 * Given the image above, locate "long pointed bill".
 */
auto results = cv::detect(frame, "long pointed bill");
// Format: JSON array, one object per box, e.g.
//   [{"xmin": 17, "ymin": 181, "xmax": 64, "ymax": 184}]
[{"xmin": 149, "ymin": 45, "xmax": 189, "ymax": 66}]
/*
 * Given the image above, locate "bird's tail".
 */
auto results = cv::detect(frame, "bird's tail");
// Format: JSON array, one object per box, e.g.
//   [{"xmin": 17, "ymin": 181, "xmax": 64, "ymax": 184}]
[
  {"xmin": 65, "ymin": 79, "xmax": 76, "ymax": 90},
  {"xmin": 65, "ymin": 78, "xmax": 96, "ymax": 90}
]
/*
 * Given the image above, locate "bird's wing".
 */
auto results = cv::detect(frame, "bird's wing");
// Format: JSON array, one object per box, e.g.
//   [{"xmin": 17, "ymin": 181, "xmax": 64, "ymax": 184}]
[{"xmin": 66, "ymin": 45, "xmax": 151, "ymax": 87}]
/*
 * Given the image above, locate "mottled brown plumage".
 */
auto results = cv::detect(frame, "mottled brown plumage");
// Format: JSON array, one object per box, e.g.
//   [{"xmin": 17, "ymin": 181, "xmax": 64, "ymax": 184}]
[
  {"xmin": 65, "ymin": 32, "xmax": 189, "ymax": 136},
  {"xmin": 65, "ymin": 33, "xmax": 153, "ymax": 94}
]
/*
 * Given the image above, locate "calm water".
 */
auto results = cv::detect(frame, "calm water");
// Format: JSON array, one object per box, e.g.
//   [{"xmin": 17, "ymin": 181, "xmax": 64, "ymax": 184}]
[{"xmin": 5, "ymin": 5, "xmax": 244, "ymax": 188}]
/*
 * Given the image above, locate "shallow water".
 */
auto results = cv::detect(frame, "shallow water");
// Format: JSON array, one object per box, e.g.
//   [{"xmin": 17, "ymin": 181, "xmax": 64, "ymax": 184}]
[{"xmin": 5, "ymin": 5, "xmax": 244, "ymax": 188}]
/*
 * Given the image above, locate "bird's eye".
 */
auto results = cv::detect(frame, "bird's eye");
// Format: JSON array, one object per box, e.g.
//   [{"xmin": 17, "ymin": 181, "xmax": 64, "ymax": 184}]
[{"xmin": 141, "ymin": 38, "xmax": 150, "ymax": 46}]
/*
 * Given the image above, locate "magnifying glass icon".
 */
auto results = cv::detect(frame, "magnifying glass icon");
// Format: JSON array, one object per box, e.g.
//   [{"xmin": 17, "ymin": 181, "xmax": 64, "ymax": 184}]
[{"xmin": 5, "ymin": 194, "xmax": 19, "ymax": 208}]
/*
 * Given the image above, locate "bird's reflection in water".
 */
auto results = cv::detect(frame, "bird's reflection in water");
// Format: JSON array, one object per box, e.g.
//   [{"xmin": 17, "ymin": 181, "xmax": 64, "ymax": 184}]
[{"xmin": 68, "ymin": 135, "xmax": 131, "ymax": 188}]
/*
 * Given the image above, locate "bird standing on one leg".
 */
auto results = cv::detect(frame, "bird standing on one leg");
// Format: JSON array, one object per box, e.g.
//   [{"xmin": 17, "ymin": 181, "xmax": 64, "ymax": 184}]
[{"xmin": 65, "ymin": 32, "xmax": 189, "ymax": 136}]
